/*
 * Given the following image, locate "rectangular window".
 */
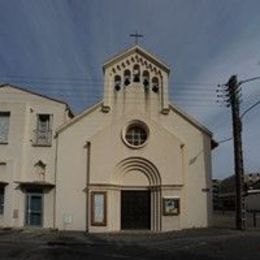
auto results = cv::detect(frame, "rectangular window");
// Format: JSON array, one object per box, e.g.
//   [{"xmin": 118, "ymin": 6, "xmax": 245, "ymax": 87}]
[
  {"xmin": 0, "ymin": 187, "xmax": 4, "ymax": 215},
  {"xmin": 0, "ymin": 112, "xmax": 10, "ymax": 144},
  {"xmin": 37, "ymin": 114, "xmax": 51, "ymax": 132},
  {"xmin": 33, "ymin": 114, "xmax": 52, "ymax": 146},
  {"xmin": 91, "ymin": 192, "xmax": 107, "ymax": 226}
]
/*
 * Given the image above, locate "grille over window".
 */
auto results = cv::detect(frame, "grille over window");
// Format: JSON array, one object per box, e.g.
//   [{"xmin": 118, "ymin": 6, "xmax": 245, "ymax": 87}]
[{"xmin": 123, "ymin": 121, "xmax": 149, "ymax": 148}]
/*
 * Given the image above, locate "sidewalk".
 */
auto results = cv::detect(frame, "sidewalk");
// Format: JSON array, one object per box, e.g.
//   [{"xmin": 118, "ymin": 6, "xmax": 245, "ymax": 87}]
[
  {"xmin": 1, "ymin": 227, "xmax": 260, "ymax": 259},
  {"xmin": 0, "ymin": 226, "xmax": 257, "ymax": 245}
]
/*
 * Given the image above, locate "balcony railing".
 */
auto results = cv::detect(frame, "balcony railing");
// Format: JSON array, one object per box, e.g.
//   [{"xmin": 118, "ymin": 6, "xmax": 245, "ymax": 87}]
[{"xmin": 33, "ymin": 130, "xmax": 52, "ymax": 146}]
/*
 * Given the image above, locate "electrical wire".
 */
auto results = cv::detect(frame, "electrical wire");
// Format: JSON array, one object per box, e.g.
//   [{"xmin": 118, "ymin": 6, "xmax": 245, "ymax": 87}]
[{"xmin": 241, "ymin": 100, "xmax": 260, "ymax": 119}]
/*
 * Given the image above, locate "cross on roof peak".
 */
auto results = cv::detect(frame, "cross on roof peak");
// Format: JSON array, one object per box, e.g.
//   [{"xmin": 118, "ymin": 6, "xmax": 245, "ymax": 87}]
[{"xmin": 130, "ymin": 32, "xmax": 143, "ymax": 45}]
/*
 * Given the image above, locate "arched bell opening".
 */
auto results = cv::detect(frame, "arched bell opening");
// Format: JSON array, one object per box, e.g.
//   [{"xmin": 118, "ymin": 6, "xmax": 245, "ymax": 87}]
[
  {"xmin": 124, "ymin": 70, "xmax": 131, "ymax": 86},
  {"xmin": 114, "ymin": 75, "xmax": 121, "ymax": 91},
  {"xmin": 142, "ymin": 70, "xmax": 150, "ymax": 91},
  {"xmin": 133, "ymin": 64, "xmax": 141, "ymax": 83},
  {"xmin": 152, "ymin": 77, "xmax": 160, "ymax": 93}
]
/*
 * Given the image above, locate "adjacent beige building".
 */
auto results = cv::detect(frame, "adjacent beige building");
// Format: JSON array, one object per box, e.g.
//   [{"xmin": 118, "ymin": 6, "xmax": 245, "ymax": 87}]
[
  {"xmin": 0, "ymin": 45, "xmax": 216, "ymax": 232},
  {"xmin": 0, "ymin": 84, "xmax": 72, "ymax": 228}
]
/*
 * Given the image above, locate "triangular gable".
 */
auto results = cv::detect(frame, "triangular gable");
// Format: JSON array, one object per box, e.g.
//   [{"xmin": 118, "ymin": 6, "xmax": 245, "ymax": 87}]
[
  {"xmin": 103, "ymin": 45, "xmax": 170, "ymax": 74},
  {"xmin": 169, "ymin": 103, "xmax": 218, "ymax": 149},
  {"xmin": 169, "ymin": 103, "xmax": 213, "ymax": 137},
  {"xmin": 56, "ymin": 101, "xmax": 103, "ymax": 134},
  {"xmin": 0, "ymin": 84, "xmax": 74, "ymax": 117}
]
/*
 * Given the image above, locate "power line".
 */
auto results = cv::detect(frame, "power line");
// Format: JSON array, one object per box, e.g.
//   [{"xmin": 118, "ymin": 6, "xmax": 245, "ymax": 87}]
[
  {"xmin": 0, "ymin": 75, "xmax": 218, "ymax": 87},
  {"xmin": 218, "ymin": 137, "xmax": 233, "ymax": 144},
  {"xmin": 0, "ymin": 89, "xmax": 219, "ymax": 101},
  {"xmin": 211, "ymin": 99, "xmax": 260, "ymax": 144},
  {"xmin": 241, "ymin": 100, "xmax": 260, "ymax": 119}
]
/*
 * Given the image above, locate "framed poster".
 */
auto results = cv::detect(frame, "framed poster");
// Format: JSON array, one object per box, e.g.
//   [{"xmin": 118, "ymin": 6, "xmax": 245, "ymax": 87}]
[
  {"xmin": 91, "ymin": 192, "xmax": 107, "ymax": 226},
  {"xmin": 163, "ymin": 197, "xmax": 180, "ymax": 216}
]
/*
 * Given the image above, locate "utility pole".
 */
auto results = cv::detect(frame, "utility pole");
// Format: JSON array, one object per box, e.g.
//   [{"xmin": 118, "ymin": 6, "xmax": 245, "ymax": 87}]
[
  {"xmin": 225, "ymin": 75, "xmax": 246, "ymax": 230},
  {"xmin": 217, "ymin": 75, "xmax": 260, "ymax": 230}
]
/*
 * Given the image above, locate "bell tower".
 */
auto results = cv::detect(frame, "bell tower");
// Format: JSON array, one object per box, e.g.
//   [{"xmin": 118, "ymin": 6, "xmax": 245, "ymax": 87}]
[{"xmin": 102, "ymin": 45, "xmax": 170, "ymax": 115}]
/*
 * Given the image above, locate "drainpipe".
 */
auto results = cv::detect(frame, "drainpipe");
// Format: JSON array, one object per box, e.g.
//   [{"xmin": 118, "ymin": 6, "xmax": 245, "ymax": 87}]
[
  {"xmin": 159, "ymin": 186, "xmax": 162, "ymax": 231},
  {"xmin": 85, "ymin": 141, "xmax": 91, "ymax": 232},
  {"xmin": 53, "ymin": 133, "xmax": 59, "ymax": 229}
]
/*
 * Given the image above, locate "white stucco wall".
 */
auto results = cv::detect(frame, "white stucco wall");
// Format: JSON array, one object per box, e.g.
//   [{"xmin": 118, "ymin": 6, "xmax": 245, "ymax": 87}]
[
  {"xmin": 55, "ymin": 79, "xmax": 212, "ymax": 232},
  {"xmin": 0, "ymin": 85, "xmax": 70, "ymax": 228}
]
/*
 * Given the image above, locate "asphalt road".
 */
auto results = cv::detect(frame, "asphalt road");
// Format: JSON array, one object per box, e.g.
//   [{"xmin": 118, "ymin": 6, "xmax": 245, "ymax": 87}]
[{"xmin": 0, "ymin": 228, "xmax": 260, "ymax": 259}]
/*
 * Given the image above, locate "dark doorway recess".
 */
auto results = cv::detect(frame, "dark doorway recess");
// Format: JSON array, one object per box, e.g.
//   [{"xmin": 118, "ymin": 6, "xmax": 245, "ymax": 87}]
[{"xmin": 121, "ymin": 190, "xmax": 151, "ymax": 230}]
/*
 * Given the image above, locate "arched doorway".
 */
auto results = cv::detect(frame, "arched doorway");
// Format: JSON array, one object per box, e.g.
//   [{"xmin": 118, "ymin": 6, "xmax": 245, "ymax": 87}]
[{"xmin": 114, "ymin": 157, "xmax": 161, "ymax": 231}]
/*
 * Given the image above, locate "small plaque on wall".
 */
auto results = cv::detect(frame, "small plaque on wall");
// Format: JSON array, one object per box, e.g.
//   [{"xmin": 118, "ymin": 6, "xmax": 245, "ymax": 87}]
[
  {"xmin": 91, "ymin": 192, "xmax": 107, "ymax": 226},
  {"xmin": 163, "ymin": 197, "xmax": 180, "ymax": 216}
]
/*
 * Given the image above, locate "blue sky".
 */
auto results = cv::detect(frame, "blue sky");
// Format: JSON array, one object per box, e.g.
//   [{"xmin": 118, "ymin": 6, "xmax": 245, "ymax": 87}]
[{"xmin": 0, "ymin": 0, "xmax": 260, "ymax": 179}]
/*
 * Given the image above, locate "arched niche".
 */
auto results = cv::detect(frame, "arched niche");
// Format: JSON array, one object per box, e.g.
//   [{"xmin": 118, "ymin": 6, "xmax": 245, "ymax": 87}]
[{"xmin": 34, "ymin": 160, "xmax": 46, "ymax": 181}]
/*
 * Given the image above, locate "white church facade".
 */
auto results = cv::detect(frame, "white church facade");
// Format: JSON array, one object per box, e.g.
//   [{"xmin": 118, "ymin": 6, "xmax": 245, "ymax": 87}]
[{"xmin": 0, "ymin": 45, "xmax": 216, "ymax": 232}]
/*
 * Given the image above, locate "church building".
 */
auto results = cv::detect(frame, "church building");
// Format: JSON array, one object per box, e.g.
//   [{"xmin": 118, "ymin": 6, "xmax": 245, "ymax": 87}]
[{"xmin": 55, "ymin": 45, "xmax": 216, "ymax": 232}]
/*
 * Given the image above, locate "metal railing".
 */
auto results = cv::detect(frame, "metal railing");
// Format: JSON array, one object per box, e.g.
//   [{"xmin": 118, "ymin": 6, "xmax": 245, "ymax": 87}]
[{"xmin": 33, "ymin": 129, "xmax": 52, "ymax": 146}]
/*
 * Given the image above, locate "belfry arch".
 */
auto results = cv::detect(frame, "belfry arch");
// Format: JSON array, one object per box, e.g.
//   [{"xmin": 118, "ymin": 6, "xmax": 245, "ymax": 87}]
[{"xmin": 113, "ymin": 157, "xmax": 162, "ymax": 231}]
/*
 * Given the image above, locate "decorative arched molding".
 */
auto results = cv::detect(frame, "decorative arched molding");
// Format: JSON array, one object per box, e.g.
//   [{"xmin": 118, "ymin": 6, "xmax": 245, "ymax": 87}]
[
  {"xmin": 113, "ymin": 157, "xmax": 162, "ymax": 231},
  {"xmin": 113, "ymin": 157, "xmax": 161, "ymax": 187}
]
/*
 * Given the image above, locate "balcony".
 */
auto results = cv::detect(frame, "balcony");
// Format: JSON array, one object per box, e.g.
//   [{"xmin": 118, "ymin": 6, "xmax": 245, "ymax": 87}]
[{"xmin": 33, "ymin": 130, "xmax": 52, "ymax": 146}]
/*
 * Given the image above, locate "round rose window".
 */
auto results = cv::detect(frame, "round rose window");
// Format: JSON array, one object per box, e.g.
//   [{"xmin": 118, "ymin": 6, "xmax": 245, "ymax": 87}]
[{"xmin": 123, "ymin": 121, "xmax": 149, "ymax": 148}]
